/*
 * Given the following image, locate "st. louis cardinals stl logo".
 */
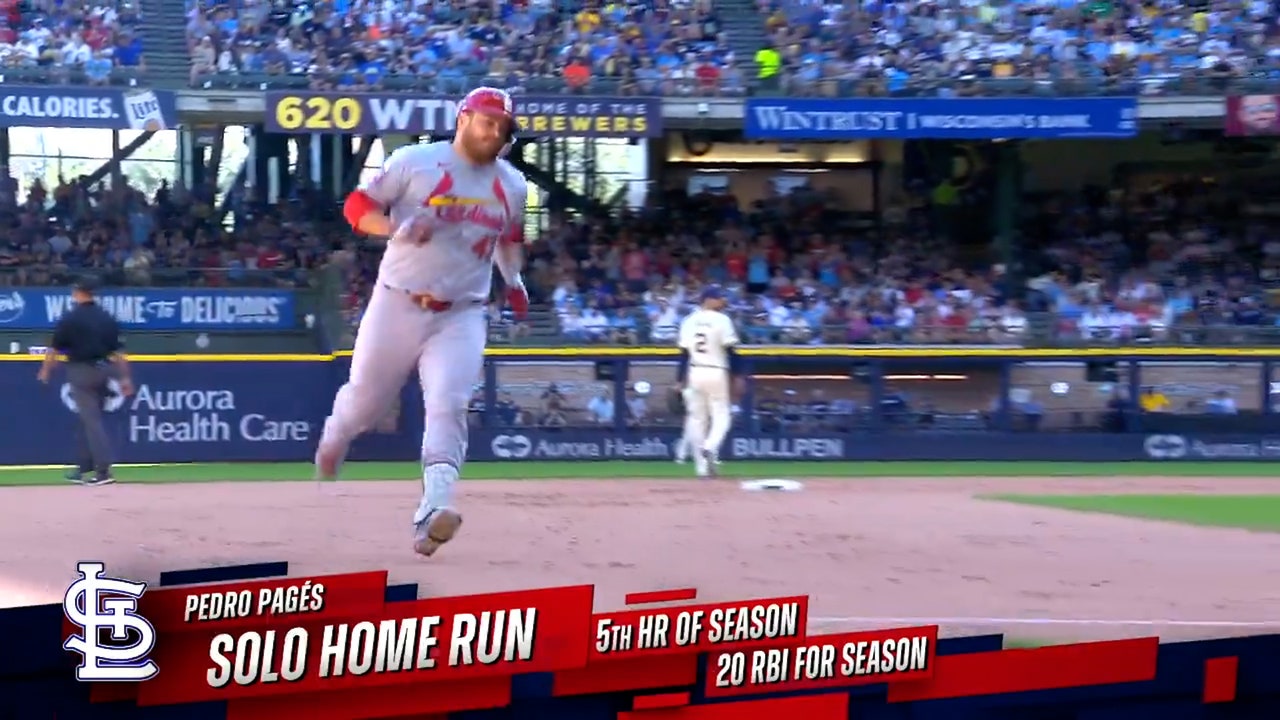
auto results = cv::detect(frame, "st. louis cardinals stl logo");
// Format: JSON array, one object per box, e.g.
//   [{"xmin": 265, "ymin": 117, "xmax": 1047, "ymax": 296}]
[{"xmin": 62, "ymin": 562, "xmax": 160, "ymax": 681}]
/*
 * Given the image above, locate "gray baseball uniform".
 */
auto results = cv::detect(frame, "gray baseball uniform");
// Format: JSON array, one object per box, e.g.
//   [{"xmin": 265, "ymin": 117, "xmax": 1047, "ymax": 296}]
[{"xmin": 324, "ymin": 140, "xmax": 528, "ymax": 472}]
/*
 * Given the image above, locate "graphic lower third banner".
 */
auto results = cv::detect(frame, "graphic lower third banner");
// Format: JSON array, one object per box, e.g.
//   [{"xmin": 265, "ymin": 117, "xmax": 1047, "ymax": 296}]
[
  {"xmin": 1225, "ymin": 95, "xmax": 1280, "ymax": 136},
  {"xmin": 0, "ymin": 86, "xmax": 177, "ymax": 129},
  {"xmin": 744, "ymin": 97, "xmax": 1139, "ymax": 140},
  {"xmin": 265, "ymin": 92, "xmax": 660, "ymax": 137},
  {"xmin": 0, "ymin": 288, "xmax": 296, "ymax": 330}
]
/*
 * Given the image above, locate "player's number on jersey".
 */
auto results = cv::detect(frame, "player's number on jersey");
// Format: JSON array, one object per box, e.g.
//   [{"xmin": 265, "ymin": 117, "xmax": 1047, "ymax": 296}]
[
  {"xmin": 471, "ymin": 235, "xmax": 498, "ymax": 261},
  {"xmin": 694, "ymin": 332, "xmax": 708, "ymax": 354}
]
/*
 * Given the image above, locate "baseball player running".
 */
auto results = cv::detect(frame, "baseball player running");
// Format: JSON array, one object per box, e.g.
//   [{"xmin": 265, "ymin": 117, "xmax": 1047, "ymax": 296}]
[
  {"xmin": 677, "ymin": 286, "xmax": 740, "ymax": 477},
  {"xmin": 316, "ymin": 87, "xmax": 530, "ymax": 558}
]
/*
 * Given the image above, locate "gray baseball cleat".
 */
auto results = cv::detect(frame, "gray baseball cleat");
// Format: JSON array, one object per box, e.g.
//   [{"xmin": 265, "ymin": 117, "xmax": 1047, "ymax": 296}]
[
  {"xmin": 413, "ymin": 508, "xmax": 463, "ymax": 557},
  {"xmin": 700, "ymin": 449, "xmax": 718, "ymax": 477}
]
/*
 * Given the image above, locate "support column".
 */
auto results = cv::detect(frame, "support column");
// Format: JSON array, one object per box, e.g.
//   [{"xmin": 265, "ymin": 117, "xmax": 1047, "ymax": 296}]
[
  {"xmin": 992, "ymin": 141, "xmax": 1022, "ymax": 299},
  {"xmin": 109, "ymin": 130, "xmax": 124, "ymax": 187},
  {"xmin": 251, "ymin": 126, "xmax": 291, "ymax": 204},
  {"xmin": 582, "ymin": 139, "xmax": 597, "ymax": 200},
  {"xmin": 318, "ymin": 134, "xmax": 338, "ymax": 202}
]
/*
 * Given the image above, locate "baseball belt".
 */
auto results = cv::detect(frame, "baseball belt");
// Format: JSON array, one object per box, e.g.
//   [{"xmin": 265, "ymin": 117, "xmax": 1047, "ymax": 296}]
[{"xmin": 382, "ymin": 284, "xmax": 482, "ymax": 312}]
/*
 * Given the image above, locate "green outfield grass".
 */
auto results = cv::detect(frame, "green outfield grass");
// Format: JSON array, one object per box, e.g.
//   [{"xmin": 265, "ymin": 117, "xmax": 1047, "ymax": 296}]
[
  {"xmin": 1, "ymin": 460, "xmax": 1280, "ymax": 486},
  {"xmin": 984, "ymin": 494, "xmax": 1280, "ymax": 532}
]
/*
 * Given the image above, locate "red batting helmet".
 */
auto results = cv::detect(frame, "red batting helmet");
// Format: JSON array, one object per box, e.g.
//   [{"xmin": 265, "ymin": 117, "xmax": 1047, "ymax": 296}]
[{"xmin": 457, "ymin": 87, "xmax": 517, "ymax": 158}]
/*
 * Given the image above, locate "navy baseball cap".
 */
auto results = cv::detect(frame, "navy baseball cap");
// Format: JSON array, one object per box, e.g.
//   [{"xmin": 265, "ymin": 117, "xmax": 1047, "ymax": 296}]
[
  {"xmin": 700, "ymin": 285, "xmax": 724, "ymax": 301},
  {"xmin": 72, "ymin": 275, "xmax": 100, "ymax": 294}
]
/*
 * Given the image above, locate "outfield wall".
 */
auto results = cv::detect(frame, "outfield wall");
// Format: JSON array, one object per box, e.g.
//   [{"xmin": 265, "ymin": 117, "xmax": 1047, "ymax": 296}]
[{"xmin": 3, "ymin": 347, "xmax": 1279, "ymax": 465}]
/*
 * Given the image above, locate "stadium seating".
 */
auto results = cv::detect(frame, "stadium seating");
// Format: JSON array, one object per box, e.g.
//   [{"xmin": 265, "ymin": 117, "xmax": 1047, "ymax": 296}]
[
  {"xmin": 0, "ymin": 0, "xmax": 145, "ymax": 85},
  {"xmin": 185, "ymin": 0, "xmax": 745, "ymax": 94}
]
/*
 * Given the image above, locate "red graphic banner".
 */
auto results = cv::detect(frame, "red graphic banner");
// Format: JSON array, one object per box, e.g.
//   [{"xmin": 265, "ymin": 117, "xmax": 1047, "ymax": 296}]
[{"xmin": 61, "ymin": 571, "xmax": 1168, "ymax": 718}]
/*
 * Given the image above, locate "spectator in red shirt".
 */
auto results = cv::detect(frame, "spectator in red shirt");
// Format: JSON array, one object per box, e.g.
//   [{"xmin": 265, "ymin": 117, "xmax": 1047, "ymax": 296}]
[
  {"xmin": 257, "ymin": 245, "xmax": 283, "ymax": 270},
  {"xmin": 694, "ymin": 55, "xmax": 721, "ymax": 93},
  {"xmin": 84, "ymin": 18, "xmax": 111, "ymax": 52}
]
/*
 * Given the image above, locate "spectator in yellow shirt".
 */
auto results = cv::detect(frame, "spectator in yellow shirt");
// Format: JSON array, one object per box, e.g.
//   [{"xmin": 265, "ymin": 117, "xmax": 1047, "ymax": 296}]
[
  {"xmin": 576, "ymin": 8, "xmax": 601, "ymax": 34},
  {"xmin": 1139, "ymin": 387, "xmax": 1170, "ymax": 413},
  {"xmin": 755, "ymin": 44, "xmax": 781, "ymax": 83}
]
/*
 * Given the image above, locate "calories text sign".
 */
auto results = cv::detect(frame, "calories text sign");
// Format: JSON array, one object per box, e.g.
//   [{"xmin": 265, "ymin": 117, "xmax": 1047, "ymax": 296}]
[
  {"xmin": 265, "ymin": 92, "xmax": 660, "ymax": 138},
  {"xmin": 0, "ymin": 86, "xmax": 177, "ymax": 130}
]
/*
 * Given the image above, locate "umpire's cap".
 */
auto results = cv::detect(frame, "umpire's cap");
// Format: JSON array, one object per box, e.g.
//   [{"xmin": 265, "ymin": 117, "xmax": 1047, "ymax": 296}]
[{"xmin": 72, "ymin": 275, "xmax": 100, "ymax": 294}]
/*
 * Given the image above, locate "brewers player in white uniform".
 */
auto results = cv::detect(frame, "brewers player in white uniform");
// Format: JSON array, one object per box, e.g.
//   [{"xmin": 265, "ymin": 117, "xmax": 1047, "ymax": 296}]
[
  {"xmin": 316, "ymin": 87, "xmax": 530, "ymax": 558},
  {"xmin": 677, "ymin": 286, "xmax": 740, "ymax": 477}
]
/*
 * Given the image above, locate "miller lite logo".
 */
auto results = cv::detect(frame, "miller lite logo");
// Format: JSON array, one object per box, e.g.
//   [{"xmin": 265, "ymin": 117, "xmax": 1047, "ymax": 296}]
[
  {"xmin": 62, "ymin": 562, "xmax": 159, "ymax": 681},
  {"xmin": 1237, "ymin": 94, "xmax": 1279, "ymax": 133}
]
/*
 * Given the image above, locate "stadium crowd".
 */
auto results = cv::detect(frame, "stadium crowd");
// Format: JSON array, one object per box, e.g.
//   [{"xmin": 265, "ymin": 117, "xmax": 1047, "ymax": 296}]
[
  {"xmin": 0, "ymin": 0, "xmax": 1269, "ymax": 92},
  {"xmin": 1, "ymin": 165, "xmax": 1272, "ymax": 433},
  {"xmin": 185, "ymin": 0, "xmax": 743, "ymax": 93},
  {"xmin": 0, "ymin": 172, "xmax": 325, "ymax": 289},
  {"xmin": 754, "ymin": 0, "xmax": 1277, "ymax": 94},
  {"xmin": 0, "ymin": 0, "xmax": 143, "ymax": 81},
  {"xmin": 501, "ymin": 179, "xmax": 1280, "ymax": 347},
  {"xmin": 177, "ymin": 0, "xmax": 1273, "ymax": 92},
  {"xmin": 1, "ymin": 163, "xmax": 1269, "ymax": 350}
]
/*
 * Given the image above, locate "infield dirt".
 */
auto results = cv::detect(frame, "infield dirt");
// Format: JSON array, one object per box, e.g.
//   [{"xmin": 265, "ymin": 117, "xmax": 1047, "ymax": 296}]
[{"xmin": 4, "ymin": 476, "xmax": 1278, "ymax": 642}]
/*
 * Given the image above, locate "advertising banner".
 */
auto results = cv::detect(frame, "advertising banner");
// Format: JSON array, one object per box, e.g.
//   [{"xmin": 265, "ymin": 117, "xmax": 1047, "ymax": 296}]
[
  {"xmin": 0, "ymin": 86, "xmax": 177, "ymax": 129},
  {"xmin": 1140, "ymin": 434, "xmax": 1280, "ymax": 460},
  {"xmin": 744, "ymin": 97, "xmax": 1138, "ymax": 140},
  {"xmin": 0, "ymin": 288, "xmax": 296, "ymax": 330},
  {"xmin": 471, "ymin": 429, "xmax": 1145, "ymax": 462},
  {"xmin": 6, "ymin": 357, "xmax": 1280, "ymax": 465},
  {"xmin": 1, "ymin": 361, "xmax": 331, "ymax": 465},
  {"xmin": 1225, "ymin": 95, "xmax": 1280, "ymax": 136},
  {"xmin": 264, "ymin": 92, "xmax": 660, "ymax": 137}
]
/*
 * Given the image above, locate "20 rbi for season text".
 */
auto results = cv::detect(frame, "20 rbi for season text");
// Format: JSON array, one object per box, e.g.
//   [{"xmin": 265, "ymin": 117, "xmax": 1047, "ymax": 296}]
[{"xmin": 712, "ymin": 632, "xmax": 933, "ymax": 690}]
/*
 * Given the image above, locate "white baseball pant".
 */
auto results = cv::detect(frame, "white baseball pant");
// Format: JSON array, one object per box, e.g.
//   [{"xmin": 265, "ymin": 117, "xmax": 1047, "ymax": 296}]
[{"xmin": 682, "ymin": 366, "xmax": 732, "ymax": 461}]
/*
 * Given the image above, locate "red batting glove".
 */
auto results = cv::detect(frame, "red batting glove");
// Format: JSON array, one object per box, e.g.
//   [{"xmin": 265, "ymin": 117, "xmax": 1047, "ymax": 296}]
[{"xmin": 506, "ymin": 282, "xmax": 529, "ymax": 320}]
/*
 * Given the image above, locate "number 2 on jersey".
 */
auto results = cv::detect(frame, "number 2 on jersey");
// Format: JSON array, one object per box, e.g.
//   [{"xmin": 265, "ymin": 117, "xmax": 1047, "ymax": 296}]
[
  {"xmin": 471, "ymin": 235, "xmax": 498, "ymax": 261},
  {"xmin": 694, "ymin": 332, "xmax": 708, "ymax": 354}
]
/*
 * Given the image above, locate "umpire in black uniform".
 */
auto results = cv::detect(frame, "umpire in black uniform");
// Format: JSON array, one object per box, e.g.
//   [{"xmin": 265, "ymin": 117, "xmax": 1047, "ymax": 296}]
[{"xmin": 37, "ymin": 277, "xmax": 134, "ymax": 486}]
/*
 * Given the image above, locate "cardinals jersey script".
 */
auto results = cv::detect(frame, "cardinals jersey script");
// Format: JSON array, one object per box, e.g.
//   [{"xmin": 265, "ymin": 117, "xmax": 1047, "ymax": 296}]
[{"xmin": 361, "ymin": 140, "xmax": 528, "ymax": 301}]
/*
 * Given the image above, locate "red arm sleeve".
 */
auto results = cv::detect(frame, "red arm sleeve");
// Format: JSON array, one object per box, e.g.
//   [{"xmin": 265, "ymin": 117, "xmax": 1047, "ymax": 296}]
[{"xmin": 343, "ymin": 190, "xmax": 382, "ymax": 230}]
